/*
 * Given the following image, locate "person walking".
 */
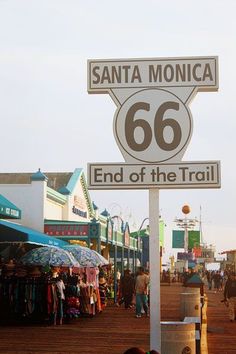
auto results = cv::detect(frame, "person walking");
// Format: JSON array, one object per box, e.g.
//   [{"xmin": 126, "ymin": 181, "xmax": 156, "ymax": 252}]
[
  {"xmin": 135, "ymin": 267, "xmax": 149, "ymax": 318},
  {"xmin": 213, "ymin": 271, "xmax": 222, "ymax": 292},
  {"xmin": 99, "ymin": 273, "xmax": 108, "ymax": 311},
  {"xmin": 206, "ymin": 270, "xmax": 212, "ymax": 290},
  {"xmin": 223, "ymin": 272, "xmax": 236, "ymax": 322},
  {"xmin": 118, "ymin": 269, "xmax": 135, "ymax": 309}
]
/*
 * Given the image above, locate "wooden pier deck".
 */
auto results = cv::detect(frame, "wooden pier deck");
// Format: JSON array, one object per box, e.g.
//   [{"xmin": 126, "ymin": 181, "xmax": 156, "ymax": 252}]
[
  {"xmin": 0, "ymin": 283, "xmax": 235, "ymax": 353},
  {"xmin": 206, "ymin": 287, "xmax": 236, "ymax": 354}
]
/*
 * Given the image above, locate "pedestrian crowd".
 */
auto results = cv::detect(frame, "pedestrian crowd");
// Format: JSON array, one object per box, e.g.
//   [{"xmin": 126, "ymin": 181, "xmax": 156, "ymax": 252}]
[
  {"xmin": 222, "ymin": 272, "xmax": 236, "ymax": 322},
  {"xmin": 204, "ymin": 269, "xmax": 225, "ymax": 291},
  {"xmin": 201, "ymin": 269, "xmax": 236, "ymax": 322},
  {"xmin": 116, "ymin": 267, "xmax": 150, "ymax": 318}
]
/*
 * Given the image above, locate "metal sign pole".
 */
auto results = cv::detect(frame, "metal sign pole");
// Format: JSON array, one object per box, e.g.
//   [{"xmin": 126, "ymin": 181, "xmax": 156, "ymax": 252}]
[{"xmin": 149, "ymin": 188, "xmax": 161, "ymax": 353}]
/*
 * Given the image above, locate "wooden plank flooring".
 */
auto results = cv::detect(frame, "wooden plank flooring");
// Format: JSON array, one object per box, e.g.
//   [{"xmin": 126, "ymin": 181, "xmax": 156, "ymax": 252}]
[
  {"xmin": 0, "ymin": 283, "xmax": 235, "ymax": 353},
  {"xmin": 206, "ymin": 288, "xmax": 236, "ymax": 354},
  {"xmin": 0, "ymin": 284, "xmax": 180, "ymax": 354}
]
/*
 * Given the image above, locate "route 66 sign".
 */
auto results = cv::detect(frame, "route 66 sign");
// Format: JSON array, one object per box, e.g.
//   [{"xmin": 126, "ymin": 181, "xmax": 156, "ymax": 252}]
[
  {"xmin": 88, "ymin": 56, "xmax": 218, "ymax": 164},
  {"xmin": 114, "ymin": 88, "xmax": 192, "ymax": 163}
]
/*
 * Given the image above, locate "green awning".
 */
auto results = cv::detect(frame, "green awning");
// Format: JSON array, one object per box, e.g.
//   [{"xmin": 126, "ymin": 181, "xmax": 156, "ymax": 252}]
[
  {"xmin": 0, "ymin": 220, "xmax": 68, "ymax": 247},
  {"xmin": 0, "ymin": 195, "xmax": 21, "ymax": 219}
]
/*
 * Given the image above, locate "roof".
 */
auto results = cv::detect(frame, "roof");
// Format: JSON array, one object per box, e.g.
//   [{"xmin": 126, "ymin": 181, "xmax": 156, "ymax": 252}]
[
  {"xmin": 0, "ymin": 169, "xmax": 94, "ymax": 218},
  {"xmin": 0, "ymin": 171, "xmax": 73, "ymax": 190},
  {"xmin": 58, "ymin": 168, "xmax": 83, "ymax": 194},
  {"xmin": 92, "ymin": 201, "xmax": 98, "ymax": 210},
  {"xmin": 31, "ymin": 169, "xmax": 48, "ymax": 181},
  {"xmin": 220, "ymin": 249, "xmax": 236, "ymax": 254}
]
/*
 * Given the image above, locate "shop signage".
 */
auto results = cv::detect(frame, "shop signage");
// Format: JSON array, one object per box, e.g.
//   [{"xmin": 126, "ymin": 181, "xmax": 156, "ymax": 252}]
[
  {"xmin": 72, "ymin": 206, "xmax": 87, "ymax": 218},
  {"xmin": 44, "ymin": 224, "xmax": 89, "ymax": 236},
  {"xmin": 3, "ymin": 207, "xmax": 20, "ymax": 218}
]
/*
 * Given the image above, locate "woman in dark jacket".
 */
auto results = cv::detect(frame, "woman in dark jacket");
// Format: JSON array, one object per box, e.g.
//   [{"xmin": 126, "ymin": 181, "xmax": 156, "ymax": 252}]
[{"xmin": 119, "ymin": 269, "xmax": 135, "ymax": 309}]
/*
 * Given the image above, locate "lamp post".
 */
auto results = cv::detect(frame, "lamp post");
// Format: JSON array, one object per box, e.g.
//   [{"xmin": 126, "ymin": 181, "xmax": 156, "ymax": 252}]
[
  {"xmin": 110, "ymin": 214, "xmax": 125, "ymax": 303},
  {"xmin": 137, "ymin": 217, "xmax": 149, "ymax": 269},
  {"xmin": 174, "ymin": 205, "xmax": 198, "ymax": 270}
]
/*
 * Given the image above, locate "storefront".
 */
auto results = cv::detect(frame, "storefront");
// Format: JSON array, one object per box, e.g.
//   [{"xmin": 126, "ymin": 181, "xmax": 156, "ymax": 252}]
[{"xmin": 0, "ymin": 168, "xmax": 147, "ymax": 309}]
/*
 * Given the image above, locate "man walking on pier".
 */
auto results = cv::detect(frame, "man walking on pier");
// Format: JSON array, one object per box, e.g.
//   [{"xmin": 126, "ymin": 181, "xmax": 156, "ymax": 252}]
[{"xmin": 135, "ymin": 267, "xmax": 149, "ymax": 318}]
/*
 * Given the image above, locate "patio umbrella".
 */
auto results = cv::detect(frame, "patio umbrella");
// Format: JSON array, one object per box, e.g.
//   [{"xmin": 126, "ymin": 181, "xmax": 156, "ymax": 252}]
[
  {"xmin": 62, "ymin": 245, "xmax": 109, "ymax": 267},
  {"xmin": 19, "ymin": 246, "xmax": 81, "ymax": 267},
  {"xmin": 91, "ymin": 249, "xmax": 109, "ymax": 266}
]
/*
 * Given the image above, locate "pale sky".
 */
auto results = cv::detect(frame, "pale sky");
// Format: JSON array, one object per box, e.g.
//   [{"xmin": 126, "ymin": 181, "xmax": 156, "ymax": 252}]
[{"xmin": 0, "ymin": 0, "xmax": 235, "ymax": 259}]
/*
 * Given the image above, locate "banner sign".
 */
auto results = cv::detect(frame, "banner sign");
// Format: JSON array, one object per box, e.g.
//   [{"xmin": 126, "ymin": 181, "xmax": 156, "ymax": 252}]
[
  {"xmin": 177, "ymin": 252, "xmax": 194, "ymax": 261},
  {"xmin": 193, "ymin": 246, "xmax": 202, "ymax": 258},
  {"xmin": 172, "ymin": 230, "xmax": 185, "ymax": 248},
  {"xmin": 188, "ymin": 230, "xmax": 200, "ymax": 249}
]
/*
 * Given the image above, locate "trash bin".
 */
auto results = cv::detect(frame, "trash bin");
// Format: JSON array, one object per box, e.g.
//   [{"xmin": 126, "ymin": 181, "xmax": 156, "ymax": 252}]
[
  {"xmin": 184, "ymin": 287, "xmax": 200, "ymax": 294},
  {"xmin": 161, "ymin": 321, "xmax": 196, "ymax": 354},
  {"xmin": 180, "ymin": 292, "xmax": 201, "ymax": 320}
]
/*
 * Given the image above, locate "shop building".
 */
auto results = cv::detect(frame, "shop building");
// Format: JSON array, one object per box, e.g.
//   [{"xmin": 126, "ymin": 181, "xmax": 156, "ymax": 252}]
[
  {"xmin": 219, "ymin": 249, "xmax": 236, "ymax": 272},
  {"xmin": 0, "ymin": 169, "xmax": 141, "ymax": 269},
  {"xmin": 0, "ymin": 168, "xmax": 94, "ymax": 230}
]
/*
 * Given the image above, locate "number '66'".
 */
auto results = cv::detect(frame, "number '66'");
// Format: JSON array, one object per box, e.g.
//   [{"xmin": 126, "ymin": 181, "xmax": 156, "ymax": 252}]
[{"xmin": 125, "ymin": 101, "xmax": 182, "ymax": 152}]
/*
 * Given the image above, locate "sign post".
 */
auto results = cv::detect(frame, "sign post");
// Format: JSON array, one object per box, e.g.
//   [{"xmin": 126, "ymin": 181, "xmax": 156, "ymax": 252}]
[
  {"xmin": 149, "ymin": 188, "xmax": 161, "ymax": 350},
  {"xmin": 87, "ymin": 56, "xmax": 220, "ymax": 353}
]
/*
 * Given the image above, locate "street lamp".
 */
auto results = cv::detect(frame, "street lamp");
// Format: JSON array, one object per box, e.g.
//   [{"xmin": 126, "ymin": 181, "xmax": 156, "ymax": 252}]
[
  {"xmin": 109, "ymin": 214, "xmax": 125, "ymax": 303},
  {"xmin": 138, "ymin": 217, "xmax": 149, "ymax": 231},
  {"xmin": 136, "ymin": 218, "xmax": 150, "ymax": 269},
  {"xmin": 137, "ymin": 216, "xmax": 163, "ymax": 269},
  {"xmin": 174, "ymin": 204, "xmax": 198, "ymax": 269}
]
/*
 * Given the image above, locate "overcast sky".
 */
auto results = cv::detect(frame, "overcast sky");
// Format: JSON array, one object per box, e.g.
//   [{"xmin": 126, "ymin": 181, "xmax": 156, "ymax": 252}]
[{"xmin": 0, "ymin": 0, "xmax": 235, "ymax": 259}]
